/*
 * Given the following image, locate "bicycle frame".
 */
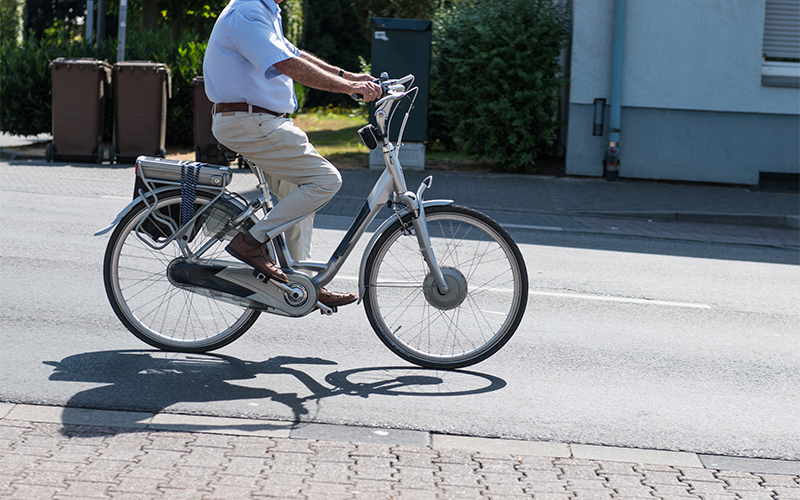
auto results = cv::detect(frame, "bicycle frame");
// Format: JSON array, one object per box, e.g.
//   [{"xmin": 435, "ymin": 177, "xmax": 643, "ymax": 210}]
[{"xmin": 97, "ymin": 73, "xmax": 455, "ymax": 315}]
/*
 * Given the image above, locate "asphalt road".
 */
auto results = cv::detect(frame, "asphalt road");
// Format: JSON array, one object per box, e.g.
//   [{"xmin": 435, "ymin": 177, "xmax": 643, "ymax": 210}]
[{"xmin": 1, "ymin": 163, "xmax": 798, "ymax": 463}]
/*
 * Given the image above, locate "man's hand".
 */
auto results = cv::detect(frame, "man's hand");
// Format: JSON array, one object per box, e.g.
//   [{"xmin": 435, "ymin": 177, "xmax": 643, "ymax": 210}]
[{"xmin": 349, "ymin": 79, "xmax": 383, "ymax": 102}]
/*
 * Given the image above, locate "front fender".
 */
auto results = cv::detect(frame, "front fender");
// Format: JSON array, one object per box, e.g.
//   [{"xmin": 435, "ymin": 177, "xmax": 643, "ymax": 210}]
[{"xmin": 357, "ymin": 199, "xmax": 453, "ymax": 302}]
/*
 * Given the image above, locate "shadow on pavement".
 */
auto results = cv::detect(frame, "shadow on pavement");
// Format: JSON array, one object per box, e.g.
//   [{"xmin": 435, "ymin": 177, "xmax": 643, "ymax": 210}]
[{"xmin": 44, "ymin": 350, "xmax": 506, "ymax": 437}]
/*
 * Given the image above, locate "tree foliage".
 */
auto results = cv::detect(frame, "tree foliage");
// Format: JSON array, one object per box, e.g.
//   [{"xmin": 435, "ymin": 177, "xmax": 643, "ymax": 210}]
[
  {"xmin": 0, "ymin": 0, "xmax": 23, "ymax": 46},
  {"xmin": 301, "ymin": 0, "xmax": 369, "ymax": 108},
  {"xmin": 23, "ymin": 0, "xmax": 84, "ymax": 40},
  {"xmin": 429, "ymin": 0, "xmax": 571, "ymax": 172}
]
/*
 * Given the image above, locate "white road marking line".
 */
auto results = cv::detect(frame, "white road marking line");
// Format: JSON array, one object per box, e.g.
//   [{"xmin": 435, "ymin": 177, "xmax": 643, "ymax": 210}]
[
  {"xmin": 529, "ymin": 291, "xmax": 711, "ymax": 309},
  {"xmin": 336, "ymin": 275, "xmax": 711, "ymax": 309}
]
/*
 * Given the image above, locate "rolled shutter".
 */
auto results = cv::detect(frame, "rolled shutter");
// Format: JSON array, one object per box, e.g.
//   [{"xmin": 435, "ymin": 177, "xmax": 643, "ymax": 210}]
[{"xmin": 763, "ymin": 0, "xmax": 800, "ymax": 60}]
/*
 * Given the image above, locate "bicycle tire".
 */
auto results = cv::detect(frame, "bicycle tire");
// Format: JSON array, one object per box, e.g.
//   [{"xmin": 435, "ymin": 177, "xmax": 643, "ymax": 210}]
[
  {"xmin": 363, "ymin": 205, "xmax": 528, "ymax": 369},
  {"xmin": 103, "ymin": 189, "xmax": 260, "ymax": 352}
]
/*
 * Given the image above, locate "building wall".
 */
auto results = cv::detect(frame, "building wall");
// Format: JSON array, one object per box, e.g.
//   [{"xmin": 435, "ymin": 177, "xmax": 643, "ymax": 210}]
[{"xmin": 566, "ymin": 0, "xmax": 800, "ymax": 184}]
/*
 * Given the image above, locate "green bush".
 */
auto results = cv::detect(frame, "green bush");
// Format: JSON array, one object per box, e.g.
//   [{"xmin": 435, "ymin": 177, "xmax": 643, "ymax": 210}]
[
  {"xmin": 429, "ymin": 0, "xmax": 570, "ymax": 172},
  {"xmin": 0, "ymin": 29, "xmax": 206, "ymax": 145}
]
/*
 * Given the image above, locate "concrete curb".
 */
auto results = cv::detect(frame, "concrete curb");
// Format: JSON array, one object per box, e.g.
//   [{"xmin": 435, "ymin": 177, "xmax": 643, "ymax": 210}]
[
  {"xmin": 0, "ymin": 149, "xmax": 47, "ymax": 161},
  {"xmin": 3, "ymin": 403, "xmax": 799, "ymax": 476},
  {"xmin": 571, "ymin": 210, "xmax": 800, "ymax": 229}
]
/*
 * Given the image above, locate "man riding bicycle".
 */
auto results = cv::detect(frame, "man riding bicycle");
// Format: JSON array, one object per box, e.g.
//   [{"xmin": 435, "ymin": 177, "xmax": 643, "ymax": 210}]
[{"xmin": 203, "ymin": 0, "xmax": 381, "ymax": 308}]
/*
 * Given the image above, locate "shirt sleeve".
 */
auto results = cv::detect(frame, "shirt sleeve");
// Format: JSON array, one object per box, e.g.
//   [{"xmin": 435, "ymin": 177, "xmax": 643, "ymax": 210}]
[{"xmin": 231, "ymin": 9, "xmax": 299, "ymax": 79}]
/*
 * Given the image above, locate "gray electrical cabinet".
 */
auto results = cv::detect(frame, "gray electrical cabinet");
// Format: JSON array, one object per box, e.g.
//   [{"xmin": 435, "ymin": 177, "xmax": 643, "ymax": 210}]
[
  {"xmin": 370, "ymin": 18, "xmax": 432, "ymax": 169},
  {"xmin": 371, "ymin": 17, "xmax": 431, "ymax": 142}
]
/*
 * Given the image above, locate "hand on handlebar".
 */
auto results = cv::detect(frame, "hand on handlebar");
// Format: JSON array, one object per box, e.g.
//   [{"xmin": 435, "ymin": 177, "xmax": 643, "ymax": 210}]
[{"xmin": 350, "ymin": 79, "xmax": 383, "ymax": 102}]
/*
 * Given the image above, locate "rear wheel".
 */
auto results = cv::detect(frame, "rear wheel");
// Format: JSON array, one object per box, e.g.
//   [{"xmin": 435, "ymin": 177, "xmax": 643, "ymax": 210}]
[
  {"xmin": 363, "ymin": 205, "xmax": 528, "ymax": 369},
  {"xmin": 103, "ymin": 190, "xmax": 259, "ymax": 352}
]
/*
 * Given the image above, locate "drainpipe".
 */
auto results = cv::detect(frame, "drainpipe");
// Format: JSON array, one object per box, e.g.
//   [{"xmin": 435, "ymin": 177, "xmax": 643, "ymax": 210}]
[
  {"xmin": 117, "ymin": 0, "xmax": 128, "ymax": 62},
  {"xmin": 86, "ymin": 0, "xmax": 94, "ymax": 42},
  {"xmin": 604, "ymin": 0, "xmax": 626, "ymax": 181}
]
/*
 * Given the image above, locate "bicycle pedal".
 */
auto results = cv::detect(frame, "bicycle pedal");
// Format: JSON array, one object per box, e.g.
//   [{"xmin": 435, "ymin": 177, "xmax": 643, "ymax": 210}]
[{"xmin": 319, "ymin": 306, "xmax": 338, "ymax": 315}]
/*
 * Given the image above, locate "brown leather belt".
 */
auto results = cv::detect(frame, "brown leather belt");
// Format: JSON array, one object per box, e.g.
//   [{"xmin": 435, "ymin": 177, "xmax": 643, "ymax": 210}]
[{"xmin": 213, "ymin": 102, "xmax": 290, "ymax": 118}]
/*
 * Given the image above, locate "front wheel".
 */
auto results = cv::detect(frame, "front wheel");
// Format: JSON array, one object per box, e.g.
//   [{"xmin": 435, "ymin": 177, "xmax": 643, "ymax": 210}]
[{"xmin": 363, "ymin": 205, "xmax": 528, "ymax": 369}]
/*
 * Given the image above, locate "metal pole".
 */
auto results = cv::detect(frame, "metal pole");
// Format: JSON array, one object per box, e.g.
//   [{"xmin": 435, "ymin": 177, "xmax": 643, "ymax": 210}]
[
  {"xmin": 96, "ymin": 0, "xmax": 106, "ymax": 43},
  {"xmin": 117, "ymin": 0, "xmax": 128, "ymax": 61},
  {"xmin": 86, "ymin": 0, "xmax": 94, "ymax": 42},
  {"xmin": 605, "ymin": 0, "xmax": 625, "ymax": 181}
]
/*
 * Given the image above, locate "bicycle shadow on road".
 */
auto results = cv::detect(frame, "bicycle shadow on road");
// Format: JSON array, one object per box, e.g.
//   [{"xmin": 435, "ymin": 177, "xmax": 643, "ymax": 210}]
[{"xmin": 44, "ymin": 350, "xmax": 506, "ymax": 437}]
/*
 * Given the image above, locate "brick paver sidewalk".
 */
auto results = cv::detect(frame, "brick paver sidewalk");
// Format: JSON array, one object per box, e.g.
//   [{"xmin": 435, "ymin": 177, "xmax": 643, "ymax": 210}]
[{"xmin": 2, "ymin": 417, "xmax": 799, "ymax": 500}]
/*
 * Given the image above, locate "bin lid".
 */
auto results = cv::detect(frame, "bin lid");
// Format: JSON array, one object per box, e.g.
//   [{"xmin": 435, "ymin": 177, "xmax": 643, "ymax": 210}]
[
  {"xmin": 372, "ymin": 18, "xmax": 432, "ymax": 31},
  {"xmin": 114, "ymin": 60, "xmax": 170, "ymax": 72},
  {"xmin": 114, "ymin": 61, "xmax": 172, "ymax": 97},
  {"xmin": 49, "ymin": 58, "xmax": 112, "ymax": 70}
]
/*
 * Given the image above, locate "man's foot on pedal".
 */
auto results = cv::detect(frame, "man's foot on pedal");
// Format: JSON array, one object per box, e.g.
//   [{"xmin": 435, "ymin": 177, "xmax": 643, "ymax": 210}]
[
  {"xmin": 226, "ymin": 231, "xmax": 288, "ymax": 283},
  {"xmin": 318, "ymin": 288, "xmax": 357, "ymax": 308}
]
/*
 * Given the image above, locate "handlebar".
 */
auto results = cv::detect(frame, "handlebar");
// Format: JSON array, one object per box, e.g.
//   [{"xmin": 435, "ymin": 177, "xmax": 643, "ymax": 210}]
[{"xmin": 350, "ymin": 73, "xmax": 414, "ymax": 102}]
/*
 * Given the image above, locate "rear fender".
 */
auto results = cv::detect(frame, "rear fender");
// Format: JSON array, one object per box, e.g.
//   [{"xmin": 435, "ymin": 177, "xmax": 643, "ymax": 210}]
[{"xmin": 94, "ymin": 186, "xmax": 240, "ymax": 236}]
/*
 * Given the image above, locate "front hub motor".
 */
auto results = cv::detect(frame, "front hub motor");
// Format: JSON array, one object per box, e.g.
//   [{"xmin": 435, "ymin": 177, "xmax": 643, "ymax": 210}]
[{"xmin": 423, "ymin": 267, "xmax": 468, "ymax": 310}]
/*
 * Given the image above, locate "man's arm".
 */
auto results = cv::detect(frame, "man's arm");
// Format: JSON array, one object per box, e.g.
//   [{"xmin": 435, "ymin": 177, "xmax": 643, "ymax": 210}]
[
  {"xmin": 299, "ymin": 51, "xmax": 374, "ymax": 82},
  {"xmin": 273, "ymin": 51, "xmax": 381, "ymax": 101}
]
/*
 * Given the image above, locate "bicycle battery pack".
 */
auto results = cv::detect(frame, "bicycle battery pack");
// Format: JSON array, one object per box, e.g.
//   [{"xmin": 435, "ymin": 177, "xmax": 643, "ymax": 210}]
[{"xmin": 136, "ymin": 156, "xmax": 232, "ymax": 188}]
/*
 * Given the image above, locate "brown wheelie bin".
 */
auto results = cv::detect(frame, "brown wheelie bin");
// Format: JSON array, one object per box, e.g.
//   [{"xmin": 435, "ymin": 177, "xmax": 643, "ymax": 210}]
[
  {"xmin": 191, "ymin": 76, "xmax": 228, "ymax": 165},
  {"xmin": 112, "ymin": 61, "xmax": 171, "ymax": 164},
  {"xmin": 49, "ymin": 58, "xmax": 112, "ymax": 163}
]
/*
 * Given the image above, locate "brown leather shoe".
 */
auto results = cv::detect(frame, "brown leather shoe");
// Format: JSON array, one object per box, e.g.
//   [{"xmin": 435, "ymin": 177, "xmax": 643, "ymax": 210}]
[
  {"xmin": 226, "ymin": 231, "xmax": 288, "ymax": 283},
  {"xmin": 318, "ymin": 288, "xmax": 357, "ymax": 308}
]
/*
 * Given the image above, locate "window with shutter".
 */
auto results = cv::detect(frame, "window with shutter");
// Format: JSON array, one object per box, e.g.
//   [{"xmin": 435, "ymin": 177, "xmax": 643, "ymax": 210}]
[{"xmin": 762, "ymin": 0, "xmax": 800, "ymax": 87}]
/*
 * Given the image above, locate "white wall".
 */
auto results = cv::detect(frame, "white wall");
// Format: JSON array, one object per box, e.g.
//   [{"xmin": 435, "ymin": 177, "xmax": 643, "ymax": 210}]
[
  {"xmin": 566, "ymin": 0, "xmax": 800, "ymax": 183},
  {"xmin": 569, "ymin": 0, "xmax": 799, "ymax": 115}
]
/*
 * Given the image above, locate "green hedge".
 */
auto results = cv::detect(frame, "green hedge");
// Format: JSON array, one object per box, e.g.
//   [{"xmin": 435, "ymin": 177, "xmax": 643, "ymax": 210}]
[
  {"xmin": 428, "ymin": 0, "xmax": 571, "ymax": 172},
  {"xmin": 0, "ymin": 35, "xmax": 94, "ymax": 136},
  {"xmin": 0, "ymin": 30, "xmax": 206, "ymax": 145}
]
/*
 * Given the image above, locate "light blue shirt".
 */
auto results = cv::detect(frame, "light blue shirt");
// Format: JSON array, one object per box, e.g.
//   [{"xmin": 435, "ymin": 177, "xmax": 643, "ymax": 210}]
[{"xmin": 203, "ymin": 0, "xmax": 301, "ymax": 114}]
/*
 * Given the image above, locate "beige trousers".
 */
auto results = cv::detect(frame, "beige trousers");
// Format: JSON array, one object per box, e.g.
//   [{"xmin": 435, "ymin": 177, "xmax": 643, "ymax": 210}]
[{"xmin": 212, "ymin": 111, "xmax": 341, "ymax": 261}]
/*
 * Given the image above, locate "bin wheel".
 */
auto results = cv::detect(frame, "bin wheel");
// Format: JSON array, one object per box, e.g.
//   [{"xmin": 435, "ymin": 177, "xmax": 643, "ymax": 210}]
[
  {"xmin": 45, "ymin": 143, "xmax": 53, "ymax": 162},
  {"xmin": 97, "ymin": 144, "xmax": 104, "ymax": 164}
]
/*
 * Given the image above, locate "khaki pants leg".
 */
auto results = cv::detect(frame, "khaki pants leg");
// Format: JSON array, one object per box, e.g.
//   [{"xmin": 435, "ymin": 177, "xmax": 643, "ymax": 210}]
[
  {"xmin": 212, "ymin": 111, "xmax": 340, "ymax": 260},
  {"xmin": 265, "ymin": 174, "xmax": 313, "ymax": 261}
]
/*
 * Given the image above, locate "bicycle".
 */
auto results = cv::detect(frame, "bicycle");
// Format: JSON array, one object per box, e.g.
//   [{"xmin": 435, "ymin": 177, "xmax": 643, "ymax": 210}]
[{"xmin": 96, "ymin": 73, "xmax": 528, "ymax": 370}]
